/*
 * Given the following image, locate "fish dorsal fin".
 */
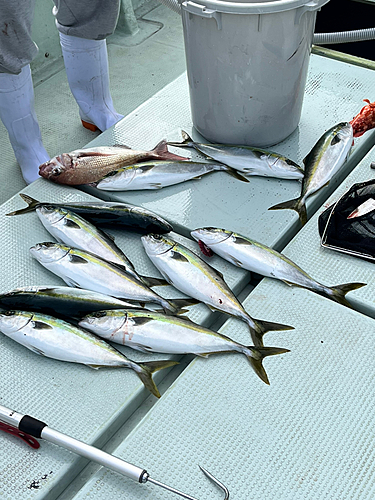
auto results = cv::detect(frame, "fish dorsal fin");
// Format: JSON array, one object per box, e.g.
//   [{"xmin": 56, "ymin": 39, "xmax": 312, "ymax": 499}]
[
  {"xmin": 69, "ymin": 254, "xmax": 88, "ymax": 264},
  {"xmin": 171, "ymin": 251, "xmax": 190, "ymax": 263},
  {"xmin": 65, "ymin": 219, "xmax": 81, "ymax": 229},
  {"xmin": 32, "ymin": 321, "xmax": 53, "ymax": 330}
]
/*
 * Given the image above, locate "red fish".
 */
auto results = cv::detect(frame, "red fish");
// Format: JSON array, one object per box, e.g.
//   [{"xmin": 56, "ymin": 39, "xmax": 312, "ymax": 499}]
[
  {"xmin": 39, "ymin": 140, "xmax": 188, "ymax": 185},
  {"xmin": 350, "ymin": 99, "xmax": 375, "ymax": 138}
]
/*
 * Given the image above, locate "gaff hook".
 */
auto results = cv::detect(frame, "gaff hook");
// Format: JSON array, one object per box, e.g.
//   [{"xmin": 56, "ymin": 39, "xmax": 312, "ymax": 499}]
[
  {"xmin": 146, "ymin": 464, "xmax": 230, "ymax": 499},
  {"xmin": 0, "ymin": 404, "xmax": 230, "ymax": 499}
]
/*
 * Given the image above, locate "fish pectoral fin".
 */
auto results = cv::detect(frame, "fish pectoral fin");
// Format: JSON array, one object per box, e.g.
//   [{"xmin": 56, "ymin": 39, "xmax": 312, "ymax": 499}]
[
  {"xmin": 131, "ymin": 344, "xmax": 154, "ymax": 353},
  {"xmin": 64, "ymin": 219, "xmax": 81, "ymax": 229},
  {"xmin": 132, "ymin": 317, "xmax": 154, "ymax": 326},
  {"xmin": 196, "ymin": 353, "xmax": 211, "ymax": 358},
  {"xmin": 150, "ymin": 183, "xmax": 163, "ymax": 189},
  {"xmin": 86, "ymin": 364, "xmax": 102, "ymax": 370},
  {"xmin": 32, "ymin": 321, "xmax": 53, "ymax": 330},
  {"xmin": 171, "ymin": 251, "xmax": 190, "ymax": 262},
  {"xmin": 69, "ymin": 255, "xmax": 89, "ymax": 264}
]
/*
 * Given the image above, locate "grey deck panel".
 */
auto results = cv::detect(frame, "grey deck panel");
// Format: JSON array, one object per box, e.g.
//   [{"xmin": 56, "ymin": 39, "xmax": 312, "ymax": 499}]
[
  {"xmin": 0, "ymin": 180, "xmax": 247, "ymax": 500},
  {"xmin": 80, "ymin": 53, "xmax": 375, "ymax": 250}
]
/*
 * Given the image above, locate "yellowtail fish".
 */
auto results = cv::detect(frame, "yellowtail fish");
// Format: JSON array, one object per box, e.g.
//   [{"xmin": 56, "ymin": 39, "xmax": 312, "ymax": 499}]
[
  {"xmin": 0, "ymin": 310, "xmax": 178, "ymax": 397},
  {"xmin": 191, "ymin": 227, "xmax": 366, "ymax": 309},
  {"xmin": 7, "ymin": 194, "xmax": 173, "ymax": 234},
  {"xmin": 95, "ymin": 160, "xmax": 249, "ymax": 191},
  {"xmin": 167, "ymin": 130, "xmax": 304, "ymax": 180},
  {"xmin": 141, "ymin": 234, "xmax": 294, "ymax": 347},
  {"xmin": 79, "ymin": 309, "xmax": 290, "ymax": 385},
  {"xmin": 269, "ymin": 123, "xmax": 353, "ymax": 225},
  {"xmin": 35, "ymin": 205, "xmax": 167, "ymax": 288},
  {"xmin": 29, "ymin": 242, "xmax": 191, "ymax": 315},
  {"xmin": 39, "ymin": 140, "xmax": 188, "ymax": 185}
]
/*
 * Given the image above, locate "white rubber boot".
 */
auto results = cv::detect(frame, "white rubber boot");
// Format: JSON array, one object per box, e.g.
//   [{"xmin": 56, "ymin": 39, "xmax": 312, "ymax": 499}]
[
  {"xmin": 59, "ymin": 33, "xmax": 123, "ymax": 132},
  {"xmin": 0, "ymin": 65, "xmax": 50, "ymax": 184}
]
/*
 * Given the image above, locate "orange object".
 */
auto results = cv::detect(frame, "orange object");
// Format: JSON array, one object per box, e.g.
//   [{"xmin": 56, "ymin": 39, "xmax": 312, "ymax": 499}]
[{"xmin": 81, "ymin": 119, "xmax": 100, "ymax": 132}]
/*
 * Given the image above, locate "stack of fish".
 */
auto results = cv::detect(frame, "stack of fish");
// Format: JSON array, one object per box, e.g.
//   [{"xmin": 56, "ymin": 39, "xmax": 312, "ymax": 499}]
[{"xmin": 2, "ymin": 194, "xmax": 291, "ymax": 394}]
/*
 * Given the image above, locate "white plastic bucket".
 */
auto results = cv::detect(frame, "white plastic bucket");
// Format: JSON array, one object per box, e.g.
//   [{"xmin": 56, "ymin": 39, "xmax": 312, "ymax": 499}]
[{"xmin": 180, "ymin": 0, "xmax": 330, "ymax": 146}]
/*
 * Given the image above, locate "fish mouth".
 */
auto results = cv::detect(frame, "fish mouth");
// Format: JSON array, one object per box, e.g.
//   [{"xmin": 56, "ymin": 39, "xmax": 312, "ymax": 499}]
[{"xmin": 39, "ymin": 154, "xmax": 71, "ymax": 178}]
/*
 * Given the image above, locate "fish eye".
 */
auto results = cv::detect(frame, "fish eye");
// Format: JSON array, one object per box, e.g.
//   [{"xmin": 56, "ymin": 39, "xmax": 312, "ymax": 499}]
[
  {"xmin": 52, "ymin": 167, "xmax": 62, "ymax": 176},
  {"xmin": 3, "ymin": 310, "xmax": 16, "ymax": 316},
  {"xmin": 92, "ymin": 311, "xmax": 107, "ymax": 318},
  {"xmin": 150, "ymin": 234, "xmax": 162, "ymax": 240}
]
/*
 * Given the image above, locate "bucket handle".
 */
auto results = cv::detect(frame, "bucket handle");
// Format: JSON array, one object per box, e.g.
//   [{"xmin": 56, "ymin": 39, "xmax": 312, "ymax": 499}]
[
  {"xmin": 295, "ymin": 0, "xmax": 330, "ymax": 24},
  {"xmin": 182, "ymin": 1, "xmax": 222, "ymax": 29}
]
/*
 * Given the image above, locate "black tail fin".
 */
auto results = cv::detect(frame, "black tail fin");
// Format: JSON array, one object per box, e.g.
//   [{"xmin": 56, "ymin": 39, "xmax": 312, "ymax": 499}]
[
  {"xmin": 137, "ymin": 360, "xmax": 179, "ymax": 398},
  {"xmin": 166, "ymin": 130, "xmax": 194, "ymax": 148},
  {"xmin": 327, "ymin": 282, "xmax": 366, "ymax": 308},
  {"xmin": 245, "ymin": 346, "xmax": 290, "ymax": 385},
  {"xmin": 6, "ymin": 194, "xmax": 40, "ymax": 216},
  {"xmin": 268, "ymin": 197, "xmax": 307, "ymax": 226},
  {"xmin": 250, "ymin": 318, "xmax": 294, "ymax": 347}
]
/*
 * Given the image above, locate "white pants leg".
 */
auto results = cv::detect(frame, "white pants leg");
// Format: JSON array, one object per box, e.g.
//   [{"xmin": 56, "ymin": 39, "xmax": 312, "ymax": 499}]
[
  {"xmin": 59, "ymin": 33, "xmax": 123, "ymax": 132},
  {"xmin": 0, "ymin": 65, "xmax": 50, "ymax": 184}
]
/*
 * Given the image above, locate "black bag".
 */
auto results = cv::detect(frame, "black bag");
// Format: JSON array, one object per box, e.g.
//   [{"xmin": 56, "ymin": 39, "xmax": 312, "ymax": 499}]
[{"xmin": 318, "ymin": 178, "xmax": 375, "ymax": 261}]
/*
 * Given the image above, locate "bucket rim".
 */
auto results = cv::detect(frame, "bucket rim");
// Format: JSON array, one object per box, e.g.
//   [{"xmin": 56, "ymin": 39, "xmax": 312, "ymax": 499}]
[{"xmin": 181, "ymin": 0, "xmax": 330, "ymax": 15}]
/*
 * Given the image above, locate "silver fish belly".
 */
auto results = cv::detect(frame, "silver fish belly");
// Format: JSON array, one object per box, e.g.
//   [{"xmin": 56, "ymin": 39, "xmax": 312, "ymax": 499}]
[
  {"xmin": 79, "ymin": 309, "xmax": 290, "ymax": 385},
  {"xmin": 95, "ymin": 161, "xmax": 227, "ymax": 191}
]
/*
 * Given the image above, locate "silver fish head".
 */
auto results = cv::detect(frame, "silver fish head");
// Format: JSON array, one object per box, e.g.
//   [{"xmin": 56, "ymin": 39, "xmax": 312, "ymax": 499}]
[
  {"xmin": 191, "ymin": 227, "xmax": 232, "ymax": 246},
  {"xmin": 39, "ymin": 153, "xmax": 73, "ymax": 180},
  {"xmin": 36, "ymin": 206, "xmax": 67, "ymax": 225},
  {"xmin": 29, "ymin": 242, "xmax": 69, "ymax": 263},
  {"xmin": 333, "ymin": 122, "xmax": 353, "ymax": 142},
  {"xmin": 141, "ymin": 234, "xmax": 175, "ymax": 256},
  {"xmin": 0, "ymin": 310, "xmax": 32, "ymax": 334},
  {"xmin": 79, "ymin": 310, "xmax": 127, "ymax": 336}
]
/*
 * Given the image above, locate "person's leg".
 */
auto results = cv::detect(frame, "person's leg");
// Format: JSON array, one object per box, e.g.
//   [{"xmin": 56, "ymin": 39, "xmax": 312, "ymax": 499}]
[
  {"xmin": 0, "ymin": 0, "xmax": 49, "ymax": 184},
  {"xmin": 53, "ymin": 0, "xmax": 123, "ymax": 132}
]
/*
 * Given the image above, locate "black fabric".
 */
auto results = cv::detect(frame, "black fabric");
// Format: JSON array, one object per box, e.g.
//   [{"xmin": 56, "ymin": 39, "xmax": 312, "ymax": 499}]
[{"xmin": 318, "ymin": 179, "xmax": 375, "ymax": 261}]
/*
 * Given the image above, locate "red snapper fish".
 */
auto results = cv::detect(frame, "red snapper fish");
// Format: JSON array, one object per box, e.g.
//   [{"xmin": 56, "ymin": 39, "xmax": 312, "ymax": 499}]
[
  {"xmin": 350, "ymin": 99, "xmax": 375, "ymax": 138},
  {"xmin": 39, "ymin": 140, "xmax": 188, "ymax": 185}
]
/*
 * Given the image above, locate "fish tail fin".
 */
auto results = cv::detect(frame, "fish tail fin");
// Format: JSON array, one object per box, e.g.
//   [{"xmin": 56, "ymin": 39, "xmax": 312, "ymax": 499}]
[
  {"xmin": 244, "ymin": 346, "xmax": 290, "ymax": 385},
  {"xmin": 249, "ymin": 318, "xmax": 294, "ymax": 347},
  {"xmin": 217, "ymin": 165, "xmax": 250, "ymax": 183},
  {"xmin": 137, "ymin": 360, "xmax": 179, "ymax": 397},
  {"xmin": 6, "ymin": 194, "xmax": 40, "ymax": 216},
  {"xmin": 140, "ymin": 275, "xmax": 170, "ymax": 288},
  {"xmin": 152, "ymin": 139, "xmax": 188, "ymax": 161},
  {"xmin": 327, "ymin": 282, "xmax": 366, "ymax": 308},
  {"xmin": 268, "ymin": 197, "xmax": 307, "ymax": 225},
  {"xmin": 166, "ymin": 130, "xmax": 193, "ymax": 147}
]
